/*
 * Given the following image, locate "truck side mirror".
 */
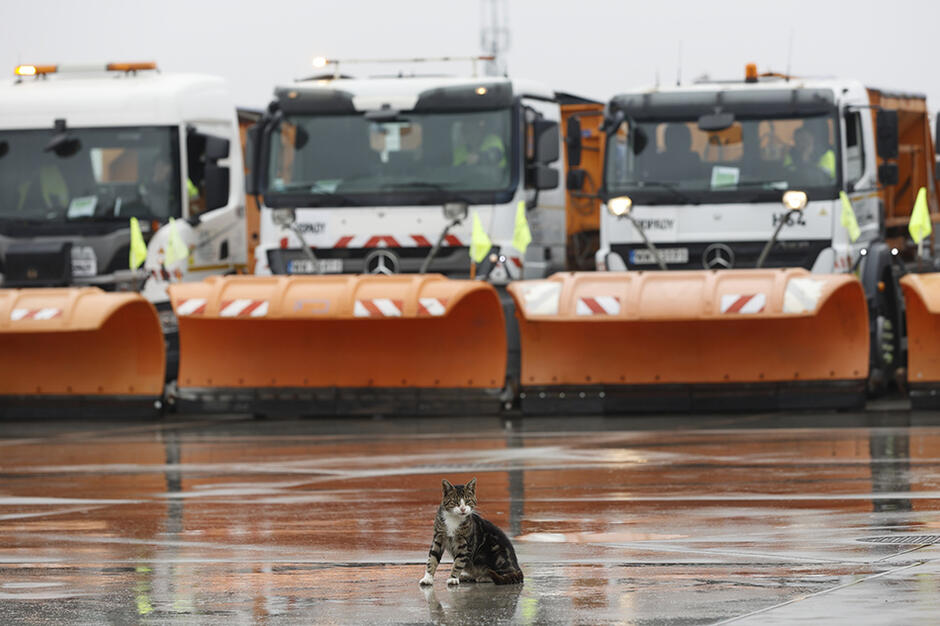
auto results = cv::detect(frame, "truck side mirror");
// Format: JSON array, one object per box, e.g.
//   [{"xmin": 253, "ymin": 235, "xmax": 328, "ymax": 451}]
[
  {"xmin": 205, "ymin": 162, "xmax": 230, "ymax": 211},
  {"xmin": 205, "ymin": 136, "xmax": 230, "ymax": 160},
  {"xmin": 878, "ymin": 163, "xmax": 899, "ymax": 186},
  {"xmin": 245, "ymin": 124, "xmax": 260, "ymax": 195},
  {"xmin": 566, "ymin": 168, "xmax": 586, "ymax": 191},
  {"xmin": 526, "ymin": 163, "xmax": 559, "ymax": 190},
  {"xmin": 566, "ymin": 117, "xmax": 582, "ymax": 168},
  {"xmin": 190, "ymin": 133, "xmax": 231, "ymax": 212},
  {"xmin": 935, "ymin": 112, "xmax": 940, "ymax": 154},
  {"xmin": 531, "ymin": 119, "xmax": 560, "ymax": 164},
  {"xmin": 876, "ymin": 110, "xmax": 899, "ymax": 160}
]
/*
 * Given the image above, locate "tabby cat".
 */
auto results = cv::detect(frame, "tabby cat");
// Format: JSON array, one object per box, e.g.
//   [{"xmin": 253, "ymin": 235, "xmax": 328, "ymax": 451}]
[{"xmin": 418, "ymin": 478, "xmax": 524, "ymax": 586}]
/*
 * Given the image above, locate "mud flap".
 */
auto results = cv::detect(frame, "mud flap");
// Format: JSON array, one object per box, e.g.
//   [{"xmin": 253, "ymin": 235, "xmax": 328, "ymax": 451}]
[
  {"xmin": 508, "ymin": 269, "xmax": 869, "ymax": 414},
  {"xmin": 0, "ymin": 288, "xmax": 165, "ymax": 417},
  {"xmin": 169, "ymin": 275, "xmax": 507, "ymax": 416},
  {"xmin": 900, "ymin": 274, "xmax": 940, "ymax": 409}
]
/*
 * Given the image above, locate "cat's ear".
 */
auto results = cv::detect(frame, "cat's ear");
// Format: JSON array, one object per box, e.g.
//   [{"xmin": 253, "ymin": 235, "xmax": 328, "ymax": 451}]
[
  {"xmin": 466, "ymin": 477, "xmax": 477, "ymax": 492},
  {"xmin": 441, "ymin": 479, "xmax": 454, "ymax": 493}
]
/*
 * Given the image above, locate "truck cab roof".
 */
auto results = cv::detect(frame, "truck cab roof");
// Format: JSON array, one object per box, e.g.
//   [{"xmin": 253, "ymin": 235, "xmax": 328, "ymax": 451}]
[
  {"xmin": 0, "ymin": 72, "xmax": 236, "ymax": 129},
  {"xmin": 277, "ymin": 75, "xmax": 556, "ymax": 113},
  {"xmin": 612, "ymin": 74, "xmax": 927, "ymax": 112}
]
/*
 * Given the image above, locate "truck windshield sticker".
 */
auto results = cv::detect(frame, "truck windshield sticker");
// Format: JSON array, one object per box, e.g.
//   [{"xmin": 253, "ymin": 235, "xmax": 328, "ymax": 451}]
[
  {"xmin": 710, "ymin": 166, "xmax": 740, "ymax": 189},
  {"xmin": 66, "ymin": 196, "xmax": 98, "ymax": 219}
]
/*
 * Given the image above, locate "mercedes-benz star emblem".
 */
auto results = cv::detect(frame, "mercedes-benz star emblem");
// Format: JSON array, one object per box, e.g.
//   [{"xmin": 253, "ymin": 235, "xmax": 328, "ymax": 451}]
[
  {"xmin": 702, "ymin": 243, "xmax": 734, "ymax": 269},
  {"xmin": 364, "ymin": 249, "xmax": 400, "ymax": 275}
]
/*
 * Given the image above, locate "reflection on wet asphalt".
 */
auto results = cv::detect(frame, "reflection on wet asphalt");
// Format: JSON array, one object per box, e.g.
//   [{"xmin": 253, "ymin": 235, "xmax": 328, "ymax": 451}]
[{"xmin": 0, "ymin": 410, "xmax": 939, "ymax": 624}]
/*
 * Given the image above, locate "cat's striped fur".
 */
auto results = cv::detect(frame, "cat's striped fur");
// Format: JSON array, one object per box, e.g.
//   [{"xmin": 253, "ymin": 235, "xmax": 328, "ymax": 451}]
[{"xmin": 418, "ymin": 478, "xmax": 523, "ymax": 586}]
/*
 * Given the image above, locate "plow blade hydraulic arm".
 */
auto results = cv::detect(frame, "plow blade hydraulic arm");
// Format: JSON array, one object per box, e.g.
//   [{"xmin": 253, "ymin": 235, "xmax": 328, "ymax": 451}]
[
  {"xmin": 900, "ymin": 274, "xmax": 940, "ymax": 408},
  {"xmin": 170, "ymin": 274, "xmax": 507, "ymax": 416},
  {"xmin": 0, "ymin": 288, "xmax": 165, "ymax": 417},
  {"xmin": 508, "ymin": 269, "xmax": 869, "ymax": 414}
]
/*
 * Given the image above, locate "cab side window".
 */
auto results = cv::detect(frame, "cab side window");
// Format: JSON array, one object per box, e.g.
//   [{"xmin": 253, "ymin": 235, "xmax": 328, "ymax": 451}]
[{"xmin": 844, "ymin": 111, "xmax": 865, "ymax": 188}]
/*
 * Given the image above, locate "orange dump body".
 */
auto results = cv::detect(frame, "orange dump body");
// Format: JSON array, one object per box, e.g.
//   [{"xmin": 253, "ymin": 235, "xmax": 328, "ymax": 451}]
[
  {"xmin": 507, "ymin": 269, "xmax": 869, "ymax": 413},
  {"xmin": 560, "ymin": 101, "xmax": 606, "ymax": 270},
  {"xmin": 900, "ymin": 274, "xmax": 940, "ymax": 408},
  {"xmin": 0, "ymin": 288, "xmax": 165, "ymax": 416},
  {"xmin": 169, "ymin": 274, "xmax": 507, "ymax": 416}
]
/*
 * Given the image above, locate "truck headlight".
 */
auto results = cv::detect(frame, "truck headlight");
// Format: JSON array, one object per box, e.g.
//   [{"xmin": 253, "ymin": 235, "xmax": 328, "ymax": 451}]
[
  {"xmin": 781, "ymin": 190, "xmax": 808, "ymax": 211},
  {"xmin": 272, "ymin": 208, "xmax": 296, "ymax": 227},
  {"xmin": 443, "ymin": 201, "xmax": 468, "ymax": 222},
  {"xmin": 607, "ymin": 196, "xmax": 633, "ymax": 217}
]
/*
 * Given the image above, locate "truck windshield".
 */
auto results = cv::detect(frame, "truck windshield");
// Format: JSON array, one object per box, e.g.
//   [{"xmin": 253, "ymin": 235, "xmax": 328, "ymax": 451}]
[
  {"xmin": 265, "ymin": 108, "xmax": 512, "ymax": 205},
  {"xmin": 0, "ymin": 126, "xmax": 181, "ymax": 221},
  {"xmin": 605, "ymin": 114, "xmax": 839, "ymax": 203}
]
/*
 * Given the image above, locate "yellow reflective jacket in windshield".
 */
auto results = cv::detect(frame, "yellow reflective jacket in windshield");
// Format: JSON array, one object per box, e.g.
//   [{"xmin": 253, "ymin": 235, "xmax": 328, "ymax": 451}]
[
  {"xmin": 453, "ymin": 133, "xmax": 506, "ymax": 167},
  {"xmin": 783, "ymin": 149, "xmax": 836, "ymax": 179},
  {"xmin": 17, "ymin": 164, "xmax": 69, "ymax": 210}
]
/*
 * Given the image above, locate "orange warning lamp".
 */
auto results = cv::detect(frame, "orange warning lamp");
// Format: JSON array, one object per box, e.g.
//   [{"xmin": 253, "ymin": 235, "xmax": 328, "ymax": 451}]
[{"xmin": 745, "ymin": 63, "xmax": 758, "ymax": 83}]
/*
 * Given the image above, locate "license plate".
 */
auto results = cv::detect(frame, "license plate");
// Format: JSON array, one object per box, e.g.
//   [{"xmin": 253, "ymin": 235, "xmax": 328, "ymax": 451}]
[
  {"xmin": 630, "ymin": 247, "xmax": 689, "ymax": 265},
  {"xmin": 71, "ymin": 260, "xmax": 97, "ymax": 277},
  {"xmin": 287, "ymin": 258, "xmax": 343, "ymax": 274},
  {"xmin": 70, "ymin": 246, "xmax": 98, "ymax": 277}
]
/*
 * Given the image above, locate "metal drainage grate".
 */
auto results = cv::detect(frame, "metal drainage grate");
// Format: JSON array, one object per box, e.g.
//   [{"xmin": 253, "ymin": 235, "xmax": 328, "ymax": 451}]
[{"xmin": 857, "ymin": 535, "xmax": 940, "ymax": 545}]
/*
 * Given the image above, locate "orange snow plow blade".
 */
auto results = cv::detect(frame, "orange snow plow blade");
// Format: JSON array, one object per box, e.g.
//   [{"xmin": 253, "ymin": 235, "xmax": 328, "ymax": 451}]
[
  {"xmin": 170, "ymin": 274, "xmax": 507, "ymax": 416},
  {"xmin": 508, "ymin": 269, "xmax": 869, "ymax": 414},
  {"xmin": 900, "ymin": 274, "xmax": 940, "ymax": 408},
  {"xmin": 0, "ymin": 288, "xmax": 165, "ymax": 417}
]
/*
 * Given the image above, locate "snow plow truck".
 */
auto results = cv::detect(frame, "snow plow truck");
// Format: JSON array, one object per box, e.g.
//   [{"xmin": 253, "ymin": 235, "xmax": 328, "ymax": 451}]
[
  {"xmin": 168, "ymin": 58, "xmax": 606, "ymax": 416},
  {"xmin": 545, "ymin": 64, "xmax": 940, "ymax": 414},
  {"xmin": 0, "ymin": 62, "xmax": 246, "ymax": 416}
]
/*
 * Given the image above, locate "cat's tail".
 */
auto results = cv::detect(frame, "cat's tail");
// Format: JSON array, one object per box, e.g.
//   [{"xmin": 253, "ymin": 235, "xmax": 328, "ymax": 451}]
[{"xmin": 488, "ymin": 569, "xmax": 524, "ymax": 585}]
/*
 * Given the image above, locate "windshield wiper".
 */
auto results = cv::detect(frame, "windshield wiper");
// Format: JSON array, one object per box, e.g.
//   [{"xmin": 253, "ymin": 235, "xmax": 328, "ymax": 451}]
[
  {"xmin": 275, "ymin": 182, "xmax": 338, "ymax": 193},
  {"xmin": 623, "ymin": 181, "xmax": 697, "ymax": 204},
  {"xmin": 381, "ymin": 182, "xmax": 479, "ymax": 206},
  {"xmin": 0, "ymin": 215, "xmax": 47, "ymax": 223},
  {"xmin": 381, "ymin": 181, "xmax": 454, "ymax": 191},
  {"xmin": 267, "ymin": 182, "xmax": 364, "ymax": 206},
  {"xmin": 731, "ymin": 181, "xmax": 791, "ymax": 190},
  {"xmin": 66, "ymin": 214, "xmax": 127, "ymax": 222}
]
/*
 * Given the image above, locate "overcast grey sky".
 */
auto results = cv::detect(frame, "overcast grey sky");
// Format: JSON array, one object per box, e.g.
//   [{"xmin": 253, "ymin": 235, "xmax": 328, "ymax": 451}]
[{"xmin": 3, "ymin": 0, "xmax": 940, "ymax": 112}]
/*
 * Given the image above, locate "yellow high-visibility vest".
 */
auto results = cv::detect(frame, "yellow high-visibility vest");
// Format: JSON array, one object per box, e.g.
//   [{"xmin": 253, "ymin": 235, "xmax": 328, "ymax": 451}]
[
  {"xmin": 783, "ymin": 149, "xmax": 835, "ymax": 179},
  {"xmin": 453, "ymin": 134, "xmax": 506, "ymax": 167}
]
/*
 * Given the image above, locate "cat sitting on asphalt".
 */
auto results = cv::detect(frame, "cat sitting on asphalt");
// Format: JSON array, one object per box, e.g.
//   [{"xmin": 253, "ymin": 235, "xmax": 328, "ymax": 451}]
[{"xmin": 418, "ymin": 478, "xmax": 524, "ymax": 586}]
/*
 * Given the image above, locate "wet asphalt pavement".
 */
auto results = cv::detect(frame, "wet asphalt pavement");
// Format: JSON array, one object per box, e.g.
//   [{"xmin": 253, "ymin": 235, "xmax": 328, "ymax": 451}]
[{"xmin": 1, "ymin": 406, "xmax": 939, "ymax": 624}]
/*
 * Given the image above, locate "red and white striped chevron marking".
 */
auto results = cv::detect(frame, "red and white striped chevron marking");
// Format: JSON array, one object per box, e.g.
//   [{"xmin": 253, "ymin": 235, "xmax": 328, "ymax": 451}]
[
  {"xmin": 720, "ymin": 293, "xmax": 766, "ymax": 314},
  {"xmin": 220, "ymin": 299, "xmax": 269, "ymax": 317},
  {"xmin": 175, "ymin": 298, "xmax": 207, "ymax": 316},
  {"xmin": 354, "ymin": 298, "xmax": 403, "ymax": 317},
  {"xmin": 333, "ymin": 234, "xmax": 466, "ymax": 248},
  {"xmin": 10, "ymin": 307, "xmax": 62, "ymax": 321},
  {"xmin": 576, "ymin": 296, "xmax": 621, "ymax": 316},
  {"xmin": 418, "ymin": 298, "xmax": 448, "ymax": 317}
]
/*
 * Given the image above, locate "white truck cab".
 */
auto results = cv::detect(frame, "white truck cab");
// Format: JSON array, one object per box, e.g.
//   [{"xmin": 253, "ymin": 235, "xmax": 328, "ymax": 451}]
[
  {"xmin": 0, "ymin": 63, "xmax": 246, "ymax": 299},
  {"xmin": 592, "ymin": 73, "xmax": 891, "ymax": 274},
  {"xmin": 245, "ymin": 67, "xmax": 564, "ymax": 283}
]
